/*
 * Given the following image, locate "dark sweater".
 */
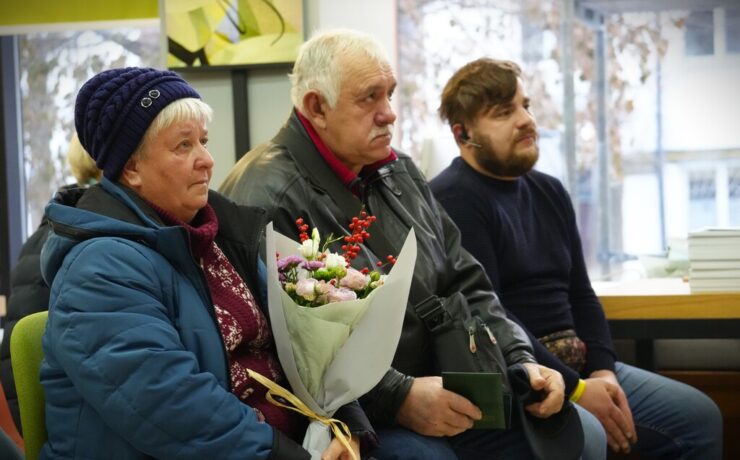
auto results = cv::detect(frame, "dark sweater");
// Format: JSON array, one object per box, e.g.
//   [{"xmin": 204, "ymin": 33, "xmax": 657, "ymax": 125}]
[
  {"xmin": 430, "ymin": 157, "xmax": 616, "ymax": 395},
  {"xmin": 1, "ymin": 218, "xmax": 52, "ymax": 429}
]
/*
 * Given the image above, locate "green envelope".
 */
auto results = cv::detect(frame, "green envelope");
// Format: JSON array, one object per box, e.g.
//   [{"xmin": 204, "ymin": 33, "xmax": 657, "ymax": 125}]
[{"xmin": 442, "ymin": 372, "xmax": 509, "ymax": 429}]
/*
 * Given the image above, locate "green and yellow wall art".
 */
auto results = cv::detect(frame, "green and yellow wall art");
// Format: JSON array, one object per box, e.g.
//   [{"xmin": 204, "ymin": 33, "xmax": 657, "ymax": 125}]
[{"xmin": 164, "ymin": 0, "xmax": 303, "ymax": 68}]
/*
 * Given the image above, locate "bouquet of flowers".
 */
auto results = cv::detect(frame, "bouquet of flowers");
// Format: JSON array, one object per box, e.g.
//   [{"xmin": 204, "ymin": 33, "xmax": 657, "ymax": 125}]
[
  {"xmin": 277, "ymin": 214, "xmax": 395, "ymax": 309},
  {"xmin": 263, "ymin": 214, "xmax": 417, "ymax": 459}
]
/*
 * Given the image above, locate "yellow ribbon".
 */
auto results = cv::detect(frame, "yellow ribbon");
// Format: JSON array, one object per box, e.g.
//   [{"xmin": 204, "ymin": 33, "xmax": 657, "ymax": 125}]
[{"xmin": 246, "ymin": 369, "xmax": 357, "ymax": 460}]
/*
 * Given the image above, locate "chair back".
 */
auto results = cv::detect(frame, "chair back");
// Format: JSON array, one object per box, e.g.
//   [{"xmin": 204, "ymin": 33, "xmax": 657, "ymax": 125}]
[
  {"xmin": 0, "ymin": 377, "xmax": 24, "ymax": 457},
  {"xmin": 10, "ymin": 311, "xmax": 48, "ymax": 460}
]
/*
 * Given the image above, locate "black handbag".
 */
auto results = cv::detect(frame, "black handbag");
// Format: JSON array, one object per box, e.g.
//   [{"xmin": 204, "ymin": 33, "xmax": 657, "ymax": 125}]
[
  {"xmin": 414, "ymin": 292, "xmax": 515, "ymax": 427},
  {"xmin": 415, "ymin": 292, "xmax": 510, "ymax": 376},
  {"xmin": 414, "ymin": 293, "xmax": 584, "ymax": 460}
]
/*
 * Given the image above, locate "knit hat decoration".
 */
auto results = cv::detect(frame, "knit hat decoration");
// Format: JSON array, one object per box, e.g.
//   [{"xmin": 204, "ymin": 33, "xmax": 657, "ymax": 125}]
[{"xmin": 74, "ymin": 67, "xmax": 201, "ymax": 180}]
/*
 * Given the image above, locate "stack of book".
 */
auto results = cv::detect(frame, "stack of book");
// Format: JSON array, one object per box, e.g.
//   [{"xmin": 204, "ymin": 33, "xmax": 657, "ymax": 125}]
[{"xmin": 688, "ymin": 228, "xmax": 740, "ymax": 292}]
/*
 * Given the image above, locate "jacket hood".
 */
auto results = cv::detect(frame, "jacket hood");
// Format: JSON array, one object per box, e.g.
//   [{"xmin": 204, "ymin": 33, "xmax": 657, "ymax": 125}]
[{"xmin": 40, "ymin": 178, "xmax": 185, "ymax": 286}]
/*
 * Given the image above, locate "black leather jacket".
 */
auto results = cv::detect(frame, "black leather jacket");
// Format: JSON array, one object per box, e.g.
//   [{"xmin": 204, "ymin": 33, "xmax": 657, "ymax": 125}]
[{"xmin": 219, "ymin": 111, "xmax": 535, "ymax": 427}]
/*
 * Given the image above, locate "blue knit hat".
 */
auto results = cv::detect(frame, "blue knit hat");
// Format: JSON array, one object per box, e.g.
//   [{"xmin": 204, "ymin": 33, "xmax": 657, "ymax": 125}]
[{"xmin": 74, "ymin": 67, "xmax": 201, "ymax": 180}]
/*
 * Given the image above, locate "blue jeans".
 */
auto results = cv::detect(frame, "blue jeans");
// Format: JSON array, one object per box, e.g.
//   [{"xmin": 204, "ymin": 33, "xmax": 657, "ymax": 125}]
[
  {"xmin": 368, "ymin": 410, "xmax": 598, "ymax": 460},
  {"xmin": 575, "ymin": 403, "xmax": 607, "ymax": 460},
  {"xmin": 365, "ymin": 427, "xmax": 457, "ymax": 460},
  {"xmin": 367, "ymin": 405, "xmax": 534, "ymax": 460},
  {"xmin": 577, "ymin": 362, "xmax": 723, "ymax": 460}
]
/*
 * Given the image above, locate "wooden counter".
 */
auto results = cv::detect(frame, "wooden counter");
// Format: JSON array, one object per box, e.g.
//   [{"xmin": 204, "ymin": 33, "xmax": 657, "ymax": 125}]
[
  {"xmin": 595, "ymin": 278, "xmax": 740, "ymax": 458},
  {"xmin": 594, "ymin": 277, "xmax": 740, "ymax": 320},
  {"xmin": 593, "ymin": 278, "xmax": 740, "ymax": 370}
]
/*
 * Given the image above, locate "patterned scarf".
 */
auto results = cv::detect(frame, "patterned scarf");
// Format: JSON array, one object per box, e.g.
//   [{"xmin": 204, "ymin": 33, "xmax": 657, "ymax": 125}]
[{"xmin": 154, "ymin": 202, "xmax": 300, "ymax": 439}]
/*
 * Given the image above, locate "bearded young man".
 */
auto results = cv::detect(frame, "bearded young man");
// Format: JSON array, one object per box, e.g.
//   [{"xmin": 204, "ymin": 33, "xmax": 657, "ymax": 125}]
[
  {"xmin": 219, "ymin": 30, "xmax": 572, "ymax": 460},
  {"xmin": 430, "ymin": 57, "xmax": 723, "ymax": 460}
]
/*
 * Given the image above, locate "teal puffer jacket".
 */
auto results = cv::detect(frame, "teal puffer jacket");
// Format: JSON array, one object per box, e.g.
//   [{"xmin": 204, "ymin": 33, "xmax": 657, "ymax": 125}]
[{"xmin": 39, "ymin": 178, "xmax": 307, "ymax": 460}]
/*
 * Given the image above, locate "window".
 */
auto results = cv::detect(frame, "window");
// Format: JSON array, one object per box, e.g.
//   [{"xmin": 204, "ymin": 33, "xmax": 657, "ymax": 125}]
[
  {"xmin": 729, "ymin": 168, "xmax": 740, "ymax": 225},
  {"xmin": 398, "ymin": 2, "xmax": 740, "ymax": 280},
  {"xmin": 18, "ymin": 26, "xmax": 160, "ymax": 234},
  {"xmin": 726, "ymin": 8, "xmax": 740, "ymax": 54},
  {"xmin": 689, "ymin": 170, "xmax": 716, "ymax": 230},
  {"xmin": 685, "ymin": 10, "xmax": 714, "ymax": 56}
]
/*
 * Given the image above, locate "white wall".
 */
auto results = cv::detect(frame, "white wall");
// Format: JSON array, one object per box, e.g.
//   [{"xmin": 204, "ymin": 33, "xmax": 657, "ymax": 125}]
[
  {"xmin": 661, "ymin": 8, "xmax": 740, "ymax": 152},
  {"xmin": 181, "ymin": 71, "xmax": 236, "ymax": 191},
  {"xmin": 308, "ymin": 0, "xmax": 397, "ymax": 66},
  {"xmin": 193, "ymin": 0, "xmax": 398, "ymax": 189}
]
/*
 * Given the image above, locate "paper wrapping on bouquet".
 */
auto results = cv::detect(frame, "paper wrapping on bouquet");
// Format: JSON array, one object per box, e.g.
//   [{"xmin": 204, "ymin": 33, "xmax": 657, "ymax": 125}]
[{"xmin": 265, "ymin": 222, "xmax": 416, "ymax": 459}]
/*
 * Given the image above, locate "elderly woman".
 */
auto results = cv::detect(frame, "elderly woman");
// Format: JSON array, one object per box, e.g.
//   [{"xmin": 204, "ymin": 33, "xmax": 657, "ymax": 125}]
[{"xmin": 39, "ymin": 67, "xmax": 370, "ymax": 459}]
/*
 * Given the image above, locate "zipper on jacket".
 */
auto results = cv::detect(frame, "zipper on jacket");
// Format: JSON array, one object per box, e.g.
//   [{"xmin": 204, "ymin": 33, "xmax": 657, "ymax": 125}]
[
  {"xmin": 197, "ymin": 260, "xmax": 233, "ymax": 386},
  {"xmin": 465, "ymin": 322, "xmax": 486, "ymax": 372},
  {"xmin": 184, "ymin": 227, "xmax": 233, "ymax": 387},
  {"xmin": 473, "ymin": 318, "xmax": 511, "ymax": 385},
  {"xmin": 468, "ymin": 325, "xmax": 477, "ymax": 353},
  {"xmin": 481, "ymin": 322, "xmax": 498, "ymax": 345}
]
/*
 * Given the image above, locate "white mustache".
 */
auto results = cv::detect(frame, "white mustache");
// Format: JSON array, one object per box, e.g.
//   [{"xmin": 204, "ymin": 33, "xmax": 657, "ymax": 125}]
[{"xmin": 369, "ymin": 125, "xmax": 394, "ymax": 140}]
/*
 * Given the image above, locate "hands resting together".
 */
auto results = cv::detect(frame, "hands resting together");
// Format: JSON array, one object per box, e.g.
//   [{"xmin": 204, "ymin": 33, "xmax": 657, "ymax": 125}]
[
  {"xmin": 396, "ymin": 363, "xmax": 565, "ymax": 437},
  {"xmin": 394, "ymin": 364, "xmax": 638, "ymax": 456},
  {"xmin": 579, "ymin": 370, "xmax": 637, "ymax": 454}
]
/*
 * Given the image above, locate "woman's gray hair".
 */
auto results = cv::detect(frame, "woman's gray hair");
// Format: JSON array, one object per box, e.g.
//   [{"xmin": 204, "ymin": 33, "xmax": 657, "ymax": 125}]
[
  {"xmin": 290, "ymin": 28, "xmax": 390, "ymax": 112},
  {"xmin": 133, "ymin": 98, "xmax": 213, "ymax": 159}
]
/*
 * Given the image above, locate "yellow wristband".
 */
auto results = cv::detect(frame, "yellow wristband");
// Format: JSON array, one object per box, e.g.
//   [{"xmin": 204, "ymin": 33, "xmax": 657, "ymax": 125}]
[{"xmin": 569, "ymin": 379, "xmax": 586, "ymax": 402}]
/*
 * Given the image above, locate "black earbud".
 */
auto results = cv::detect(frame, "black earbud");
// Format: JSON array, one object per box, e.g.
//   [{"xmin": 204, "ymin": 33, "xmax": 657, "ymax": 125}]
[{"xmin": 458, "ymin": 128, "xmax": 481, "ymax": 148}]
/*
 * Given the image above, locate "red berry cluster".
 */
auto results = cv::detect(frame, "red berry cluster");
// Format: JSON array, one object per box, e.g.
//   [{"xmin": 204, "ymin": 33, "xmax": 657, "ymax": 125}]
[
  {"xmin": 342, "ymin": 211, "xmax": 376, "ymax": 263},
  {"xmin": 295, "ymin": 218, "xmax": 310, "ymax": 242},
  {"xmin": 376, "ymin": 254, "xmax": 397, "ymax": 267},
  {"xmin": 293, "ymin": 213, "xmax": 397, "ymax": 272}
]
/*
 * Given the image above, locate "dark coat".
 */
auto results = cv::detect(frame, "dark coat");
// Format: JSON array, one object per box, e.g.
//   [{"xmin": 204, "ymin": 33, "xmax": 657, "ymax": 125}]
[
  {"xmin": 2, "ymin": 184, "xmax": 88, "ymax": 429},
  {"xmin": 219, "ymin": 111, "xmax": 536, "ymax": 427},
  {"xmin": 1, "ymin": 217, "xmax": 52, "ymax": 429}
]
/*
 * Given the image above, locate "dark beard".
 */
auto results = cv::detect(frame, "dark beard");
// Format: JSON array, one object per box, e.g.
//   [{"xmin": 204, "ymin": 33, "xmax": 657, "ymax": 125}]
[{"xmin": 472, "ymin": 135, "xmax": 539, "ymax": 178}]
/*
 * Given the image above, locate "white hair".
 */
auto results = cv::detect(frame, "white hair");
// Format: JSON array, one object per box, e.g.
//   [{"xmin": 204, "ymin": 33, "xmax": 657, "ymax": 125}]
[
  {"xmin": 133, "ymin": 98, "xmax": 213, "ymax": 159},
  {"xmin": 290, "ymin": 28, "xmax": 390, "ymax": 112}
]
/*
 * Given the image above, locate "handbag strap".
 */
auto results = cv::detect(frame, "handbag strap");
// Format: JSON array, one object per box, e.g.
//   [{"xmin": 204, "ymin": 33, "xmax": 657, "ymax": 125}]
[{"xmin": 413, "ymin": 295, "xmax": 447, "ymax": 331}]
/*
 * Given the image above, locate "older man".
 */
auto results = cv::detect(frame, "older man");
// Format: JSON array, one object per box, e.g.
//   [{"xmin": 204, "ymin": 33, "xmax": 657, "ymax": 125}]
[
  {"xmin": 430, "ymin": 57, "xmax": 723, "ymax": 459},
  {"xmin": 220, "ymin": 29, "xmax": 567, "ymax": 459}
]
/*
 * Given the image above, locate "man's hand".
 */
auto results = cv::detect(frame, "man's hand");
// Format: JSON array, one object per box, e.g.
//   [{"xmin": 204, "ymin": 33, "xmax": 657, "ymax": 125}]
[
  {"xmin": 521, "ymin": 363, "xmax": 565, "ymax": 418},
  {"xmin": 321, "ymin": 435, "xmax": 360, "ymax": 460},
  {"xmin": 396, "ymin": 376, "xmax": 482, "ymax": 436},
  {"xmin": 579, "ymin": 370, "xmax": 637, "ymax": 453}
]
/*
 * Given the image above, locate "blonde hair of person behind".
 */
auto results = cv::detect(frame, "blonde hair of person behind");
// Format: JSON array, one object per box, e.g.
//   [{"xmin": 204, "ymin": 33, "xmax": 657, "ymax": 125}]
[
  {"xmin": 67, "ymin": 132, "xmax": 102, "ymax": 185},
  {"xmin": 289, "ymin": 28, "xmax": 390, "ymax": 112}
]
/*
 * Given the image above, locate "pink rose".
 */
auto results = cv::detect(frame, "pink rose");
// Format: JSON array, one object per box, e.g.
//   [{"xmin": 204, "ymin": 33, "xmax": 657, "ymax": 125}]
[
  {"xmin": 314, "ymin": 280, "xmax": 333, "ymax": 304},
  {"xmin": 339, "ymin": 268, "xmax": 370, "ymax": 291},
  {"xmin": 295, "ymin": 278, "xmax": 318, "ymax": 301},
  {"xmin": 327, "ymin": 287, "xmax": 357, "ymax": 303}
]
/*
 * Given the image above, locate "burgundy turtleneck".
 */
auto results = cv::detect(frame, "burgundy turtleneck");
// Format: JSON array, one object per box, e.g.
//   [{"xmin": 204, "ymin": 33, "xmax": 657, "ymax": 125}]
[{"xmin": 295, "ymin": 109, "xmax": 397, "ymax": 195}]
